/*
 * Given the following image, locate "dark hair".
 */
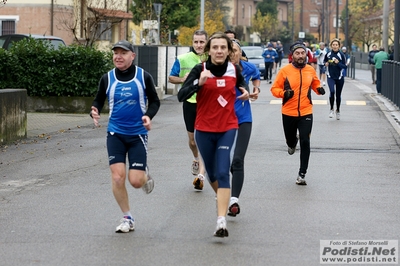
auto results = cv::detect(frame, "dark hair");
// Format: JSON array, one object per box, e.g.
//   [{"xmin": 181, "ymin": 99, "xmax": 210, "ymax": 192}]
[
  {"xmin": 224, "ymin": 29, "xmax": 236, "ymax": 38},
  {"xmin": 204, "ymin": 32, "xmax": 234, "ymax": 62},
  {"xmin": 193, "ymin": 30, "xmax": 208, "ymax": 40}
]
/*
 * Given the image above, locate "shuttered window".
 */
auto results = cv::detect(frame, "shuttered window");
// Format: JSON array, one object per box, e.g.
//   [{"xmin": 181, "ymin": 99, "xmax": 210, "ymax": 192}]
[{"xmin": 1, "ymin": 20, "xmax": 15, "ymax": 35}]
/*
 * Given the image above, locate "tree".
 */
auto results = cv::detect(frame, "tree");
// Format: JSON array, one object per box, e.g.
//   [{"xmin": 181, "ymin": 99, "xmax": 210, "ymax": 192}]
[
  {"xmin": 312, "ymin": 2, "xmax": 330, "ymax": 42},
  {"xmin": 129, "ymin": 0, "xmax": 231, "ymax": 44},
  {"xmin": 131, "ymin": 0, "xmax": 200, "ymax": 44},
  {"xmin": 345, "ymin": 0, "xmax": 383, "ymax": 51},
  {"xmin": 251, "ymin": 9, "xmax": 278, "ymax": 44},
  {"xmin": 56, "ymin": 0, "xmax": 128, "ymax": 47},
  {"xmin": 177, "ymin": 1, "xmax": 225, "ymax": 45},
  {"xmin": 130, "ymin": 0, "xmax": 154, "ymax": 26},
  {"xmin": 207, "ymin": 0, "xmax": 231, "ymax": 29},
  {"xmin": 256, "ymin": 0, "xmax": 278, "ymax": 17},
  {"xmin": 276, "ymin": 27, "xmax": 292, "ymax": 46}
]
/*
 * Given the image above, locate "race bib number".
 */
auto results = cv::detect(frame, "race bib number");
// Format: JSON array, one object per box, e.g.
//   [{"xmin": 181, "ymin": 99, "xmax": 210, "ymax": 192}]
[{"xmin": 217, "ymin": 95, "xmax": 228, "ymax": 107}]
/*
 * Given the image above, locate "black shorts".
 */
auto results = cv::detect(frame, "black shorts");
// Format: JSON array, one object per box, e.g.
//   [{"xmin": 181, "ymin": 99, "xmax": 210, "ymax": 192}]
[
  {"xmin": 182, "ymin": 101, "xmax": 197, "ymax": 133},
  {"xmin": 319, "ymin": 64, "xmax": 326, "ymax": 74},
  {"xmin": 106, "ymin": 132, "xmax": 148, "ymax": 170}
]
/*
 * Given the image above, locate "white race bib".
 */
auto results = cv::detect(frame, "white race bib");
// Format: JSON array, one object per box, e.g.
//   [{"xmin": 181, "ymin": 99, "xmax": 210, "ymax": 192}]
[{"xmin": 217, "ymin": 95, "xmax": 228, "ymax": 107}]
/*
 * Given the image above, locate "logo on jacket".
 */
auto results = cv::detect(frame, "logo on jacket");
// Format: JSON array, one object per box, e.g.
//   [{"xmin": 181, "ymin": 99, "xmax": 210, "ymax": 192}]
[{"xmin": 216, "ymin": 79, "xmax": 226, "ymax": 87}]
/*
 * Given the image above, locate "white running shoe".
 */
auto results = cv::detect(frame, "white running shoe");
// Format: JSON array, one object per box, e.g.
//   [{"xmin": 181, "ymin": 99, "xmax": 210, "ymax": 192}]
[
  {"xmin": 142, "ymin": 167, "xmax": 154, "ymax": 194},
  {"xmin": 329, "ymin": 110, "xmax": 334, "ymax": 118},
  {"xmin": 191, "ymin": 160, "xmax": 199, "ymax": 175},
  {"xmin": 115, "ymin": 217, "xmax": 135, "ymax": 233},
  {"xmin": 323, "ymin": 82, "xmax": 326, "ymax": 86},
  {"xmin": 214, "ymin": 218, "xmax": 229, "ymax": 237},
  {"xmin": 336, "ymin": 111, "xmax": 340, "ymax": 120},
  {"xmin": 296, "ymin": 174, "xmax": 307, "ymax": 186}
]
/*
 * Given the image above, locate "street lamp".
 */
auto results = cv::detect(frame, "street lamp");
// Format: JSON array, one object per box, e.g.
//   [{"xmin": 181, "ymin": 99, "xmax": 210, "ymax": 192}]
[
  {"xmin": 200, "ymin": 0, "xmax": 205, "ymax": 30},
  {"xmin": 344, "ymin": 0, "xmax": 349, "ymax": 49},
  {"xmin": 153, "ymin": 3, "xmax": 162, "ymax": 45}
]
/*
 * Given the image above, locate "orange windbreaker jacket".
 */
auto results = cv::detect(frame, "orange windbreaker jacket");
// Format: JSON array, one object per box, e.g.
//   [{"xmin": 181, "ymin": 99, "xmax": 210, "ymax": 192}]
[{"xmin": 271, "ymin": 64, "xmax": 321, "ymax": 117}]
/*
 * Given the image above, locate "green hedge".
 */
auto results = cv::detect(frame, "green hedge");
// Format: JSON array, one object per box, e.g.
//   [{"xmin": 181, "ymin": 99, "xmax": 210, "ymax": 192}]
[{"xmin": 0, "ymin": 38, "xmax": 113, "ymax": 97}]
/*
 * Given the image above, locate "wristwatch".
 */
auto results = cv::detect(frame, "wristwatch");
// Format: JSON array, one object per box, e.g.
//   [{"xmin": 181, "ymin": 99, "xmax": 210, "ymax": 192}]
[{"xmin": 253, "ymin": 86, "xmax": 260, "ymax": 93}]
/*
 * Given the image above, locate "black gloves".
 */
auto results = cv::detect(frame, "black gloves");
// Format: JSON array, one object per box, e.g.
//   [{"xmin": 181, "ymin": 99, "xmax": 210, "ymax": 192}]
[
  {"xmin": 283, "ymin": 78, "xmax": 294, "ymax": 101},
  {"xmin": 284, "ymin": 89, "xmax": 294, "ymax": 100},
  {"xmin": 317, "ymin": 87, "xmax": 325, "ymax": 95}
]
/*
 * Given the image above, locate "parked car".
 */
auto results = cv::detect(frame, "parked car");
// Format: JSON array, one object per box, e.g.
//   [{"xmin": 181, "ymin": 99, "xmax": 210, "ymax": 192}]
[
  {"xmin": 0, "ymin": 34, "xmax": 66, "ymax": 50},
  {"xmin": 241, "ymin": 46, "xmax": 265, "ymax": 77}
]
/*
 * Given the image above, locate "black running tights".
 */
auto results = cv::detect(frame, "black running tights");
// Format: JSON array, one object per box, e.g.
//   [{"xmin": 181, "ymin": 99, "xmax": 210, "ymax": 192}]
[
  {"xmin": 231, "ymin": 122, "xmax": 252, "ymax": 198},
  {"xmin": 282, "ymin": 114, "xmax": 313, "ymax": 175}
]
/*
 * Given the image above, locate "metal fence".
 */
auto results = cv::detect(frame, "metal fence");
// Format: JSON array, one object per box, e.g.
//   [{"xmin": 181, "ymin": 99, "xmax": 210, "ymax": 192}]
[
  {"xmin": 133, "ymin": 46, "xmax": 159, "ymax": 86},
  {"xmin": 347, "ymin": 55, "xmax": 356, "ymax": 79},
  {"xmin": 382, "ymin": 60, "xmax": 400, "ymax": 108},
  {"xmin": 351, "ymin": 51, "xmax": 370, "ymax": 64}
]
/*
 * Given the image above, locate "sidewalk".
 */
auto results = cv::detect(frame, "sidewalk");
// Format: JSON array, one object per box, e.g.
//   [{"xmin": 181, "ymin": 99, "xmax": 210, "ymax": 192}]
[
  {"xmin": 27, "ymin": 113, "xmax": 91, "ymax": 138},
  {"xmin": 26, "ymin": 66, "xmax": 400, "ymax": 138},
  {"xmin": 348, "ymin": 67, "xmax": 400, "ymax": 135}
]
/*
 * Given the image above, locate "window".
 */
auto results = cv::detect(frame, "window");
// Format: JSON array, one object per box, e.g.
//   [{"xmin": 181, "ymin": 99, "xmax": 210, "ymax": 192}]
[
  {"xmin": 0, "ymin": 16, "xmax": 18, "ymax": 35},
  {"xmin": 1, "ymin": 20, "xmax": 15, "ymax": 35},
  {"xmin": 242, "ymin": 4, "xmax": 245, "ymax": 19},
  {"xmin": 96, "ymin": 21, "xmax": 112, "ymax": 41},
  {"xmin": 310, "ymin": 15, "xmax": 318, "ymax": 28},
  {"xmin": 333, "ymin": 16, "xmax": 341, "ymax": 28}
]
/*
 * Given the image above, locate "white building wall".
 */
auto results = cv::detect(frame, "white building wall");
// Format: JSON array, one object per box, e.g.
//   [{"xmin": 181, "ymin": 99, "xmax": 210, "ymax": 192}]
[{"xmin": 157, "ymin": 46, "xmax": 191, "ymax": 95}]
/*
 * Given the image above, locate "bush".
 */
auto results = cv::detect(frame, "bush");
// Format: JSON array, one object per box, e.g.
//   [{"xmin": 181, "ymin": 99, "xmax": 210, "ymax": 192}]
[{"xmin": 0, "ymin": 38, "xmax": 113, "ymax": 97}]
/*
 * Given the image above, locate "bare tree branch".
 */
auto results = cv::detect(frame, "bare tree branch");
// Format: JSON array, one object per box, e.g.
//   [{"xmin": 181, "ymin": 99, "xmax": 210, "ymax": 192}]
[{"xmin": 54, "ymin": 0, "xmax": 131, "ymax": 47}]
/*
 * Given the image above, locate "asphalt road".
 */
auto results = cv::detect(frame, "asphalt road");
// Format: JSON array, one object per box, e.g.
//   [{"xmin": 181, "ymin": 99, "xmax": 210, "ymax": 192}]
[{"xmin": 1, "ymin": 68, "xmax": 399, "ymax": 266}]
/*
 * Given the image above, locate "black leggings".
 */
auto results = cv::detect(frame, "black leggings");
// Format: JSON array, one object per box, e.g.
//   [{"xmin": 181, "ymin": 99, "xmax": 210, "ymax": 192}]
[
  {"xmin": 327, "ymin": 77, "xmax": 344, "ymax": 111},
  {"xmin": 231, "ymin": 122, "xmax": 252, "ymax": 198},
  {"xmin": 264, "ymin": 62, "xmax": 274, "ymax": 80},
  {"xmin": 282, "ymin": 114, "xmax": 313, "ymax": 175}
]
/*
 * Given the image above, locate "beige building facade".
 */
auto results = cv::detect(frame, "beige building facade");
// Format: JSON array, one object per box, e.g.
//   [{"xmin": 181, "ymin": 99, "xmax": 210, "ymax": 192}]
[
  {"xmin": 225, "ymin": 0, "xmax": 291, "ymax": 43},
  {"xmin": 0, "ymin": 0, "xmax": 132, "ymax": 47}
]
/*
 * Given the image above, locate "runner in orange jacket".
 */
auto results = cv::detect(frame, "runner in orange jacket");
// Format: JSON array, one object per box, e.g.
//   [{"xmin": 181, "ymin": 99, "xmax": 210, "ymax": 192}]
[{"xmin": 271, "ymin": 41, "xmax": 325, "ymax": 185}]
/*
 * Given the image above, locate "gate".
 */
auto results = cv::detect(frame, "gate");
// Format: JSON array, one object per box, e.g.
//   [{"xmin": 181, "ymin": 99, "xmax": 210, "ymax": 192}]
[{"xmin": 133, "ymin": 46, "xmax": 159, "ymax": 86}]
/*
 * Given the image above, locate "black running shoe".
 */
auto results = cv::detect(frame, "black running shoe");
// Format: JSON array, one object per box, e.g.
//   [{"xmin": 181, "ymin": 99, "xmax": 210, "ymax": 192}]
[{"xmin": 227, "ymin": 202, "xmax": 240, "ymax": 217}]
